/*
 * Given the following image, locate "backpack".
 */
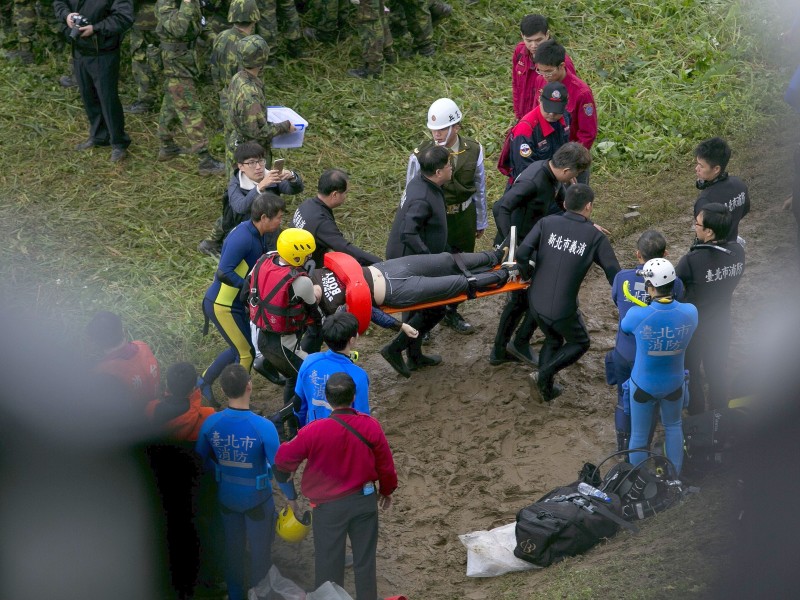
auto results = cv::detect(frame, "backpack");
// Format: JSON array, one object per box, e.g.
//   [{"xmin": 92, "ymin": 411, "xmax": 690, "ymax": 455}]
[
  {"xmin": 682, "ymin": 406, "xmax": 748, "ymax": 470},
  {"xmin": 584, "ymin": 450, "xmax": 688, "ymax": 521},
  {"xmin": 513, "ymin": 480, "xmax": 636, "ymax": 567},
  {"xmin": 220, "ymin": 188, "xmax": 248, "ymax": 240}
]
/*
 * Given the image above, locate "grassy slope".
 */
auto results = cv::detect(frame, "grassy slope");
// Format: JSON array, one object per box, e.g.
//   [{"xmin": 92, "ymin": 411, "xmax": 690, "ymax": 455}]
[{"xmin": 0, "ymin": 0, "xmax": 796, "ymax": 595}]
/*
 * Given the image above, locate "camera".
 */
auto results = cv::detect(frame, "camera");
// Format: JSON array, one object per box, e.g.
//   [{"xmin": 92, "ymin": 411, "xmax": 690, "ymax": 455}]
[{"xmin": 69, "ymin": 14, "xmax": 90, "ymax": 39}]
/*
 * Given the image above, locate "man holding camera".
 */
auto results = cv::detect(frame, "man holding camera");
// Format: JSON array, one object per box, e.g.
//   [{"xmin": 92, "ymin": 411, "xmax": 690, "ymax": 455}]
[{"xmin": 54, "ymin": 0, "xmax": 133, "ymax": 163}]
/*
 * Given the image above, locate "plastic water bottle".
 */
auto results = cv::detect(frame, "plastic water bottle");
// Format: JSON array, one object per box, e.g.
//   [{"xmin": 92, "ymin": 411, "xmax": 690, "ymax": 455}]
[{"xmin": 578, "ymin": 482, "xmax": 612, "ymax": 503}]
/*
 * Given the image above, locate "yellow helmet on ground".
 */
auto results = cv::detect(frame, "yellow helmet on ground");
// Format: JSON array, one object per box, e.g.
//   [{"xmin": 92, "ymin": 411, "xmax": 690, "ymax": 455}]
[
  {"xmin": 277, "ymin": 228, "xmax": 315, "ymax": 266},
  {"xmin": 276, "ymin": 506, "xmax": 312, "ymax": 543}
]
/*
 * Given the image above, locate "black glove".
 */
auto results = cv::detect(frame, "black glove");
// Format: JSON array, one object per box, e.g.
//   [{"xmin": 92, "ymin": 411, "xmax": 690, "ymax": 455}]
[{"xmin": 516, "ymin": 259, "xmax": 533, "ymax": 281}]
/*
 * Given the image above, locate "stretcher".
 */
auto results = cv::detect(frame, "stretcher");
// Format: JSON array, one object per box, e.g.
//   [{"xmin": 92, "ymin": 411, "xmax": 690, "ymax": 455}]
[{"xmin": 380, "ymin": 278, "xmax": 528, "ymax": 314}]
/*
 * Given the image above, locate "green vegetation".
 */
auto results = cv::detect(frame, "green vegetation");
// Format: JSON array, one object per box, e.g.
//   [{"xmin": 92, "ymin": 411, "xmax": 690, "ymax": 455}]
[{"xmin": 0, "ymin": 0, "xmax": 789, "ymax": 363}]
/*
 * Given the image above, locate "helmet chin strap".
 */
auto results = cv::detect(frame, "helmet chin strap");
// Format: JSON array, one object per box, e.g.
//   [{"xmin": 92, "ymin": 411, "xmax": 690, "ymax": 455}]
[{"xmin": 433, "ymin": 126, "xmax": 453, "ymax": 146}]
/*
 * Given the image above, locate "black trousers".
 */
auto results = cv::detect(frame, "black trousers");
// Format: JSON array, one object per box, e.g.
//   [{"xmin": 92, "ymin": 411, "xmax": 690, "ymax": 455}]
[
  {"xmin": 492, "ymin": 288, "xmax": 538, "ymax": 351},
  {"xmin": 533, "ymin": 309, "xmax": 590, "ymax": 393},
  {"xmin": 73, "ymin": 47, "xmax": 130, "ymax": 149},
  {"xmin": 313, "ymin": 493, "xmax": 379, "ymax": 600},
  {"xmin": 258, "ymin": 330, "xmax": 304, "ymax": 405}
]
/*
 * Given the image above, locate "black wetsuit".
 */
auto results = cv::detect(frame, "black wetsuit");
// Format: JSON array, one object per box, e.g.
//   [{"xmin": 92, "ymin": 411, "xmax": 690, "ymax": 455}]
[
  {"xmin": 693, "ymin": 174, "xmax": 750, "ymax": 242},
  {"xmin": 517, "ymin": 211, "xmax": 620, "ymax": 395}
]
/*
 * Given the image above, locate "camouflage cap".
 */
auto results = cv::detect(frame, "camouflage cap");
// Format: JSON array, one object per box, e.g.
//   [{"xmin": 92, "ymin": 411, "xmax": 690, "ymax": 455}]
[
  {"xmin": 237, "ymin": 35, "xmax": 270, "ymax": 69},
  {"xmin": 227, "ymin": 0, "xmax": 260, "ymax": 24}
]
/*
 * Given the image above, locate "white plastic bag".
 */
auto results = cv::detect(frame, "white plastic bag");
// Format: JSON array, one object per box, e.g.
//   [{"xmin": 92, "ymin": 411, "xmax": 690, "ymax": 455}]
[
  {"xmin": 306, "ymin": 581, "xmax": 354, "ymax": 600},
  {"xmin": 459, "ymin": 522, "xmax": 540, "ymax": 577},
  {"xmin": 248, "ymin": 564, "xmax": 307, "ymax": 600}
]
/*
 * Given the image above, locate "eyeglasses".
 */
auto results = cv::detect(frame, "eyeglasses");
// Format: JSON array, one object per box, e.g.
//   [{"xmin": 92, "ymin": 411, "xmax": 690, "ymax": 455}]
[
  {"xmin": 242, "ymin": 159, "xmax": 267, "ymax": 167},
  {"xmin": 535, "ymin": 67, "xmax": 559, "ymax": 77}
]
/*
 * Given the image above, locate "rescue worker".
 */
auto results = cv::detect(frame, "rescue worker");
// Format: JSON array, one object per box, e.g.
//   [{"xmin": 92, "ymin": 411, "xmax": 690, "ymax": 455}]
[
  {"xmin": 199, "ymin": 192, "xmax": 286, "ymax": 405},
  {"xmin": 511, "ymin": 13, "xmax": 576, "ymax": 120},
  {"xmin": 517, "ymin": 183, "xmax": 620, "ymax": 402},
  {"xmin": 195, "ymin": 363, "xmax": 299, "ymax": 600},
  {"xmin": 622, "ymin": 258, "xmax": 697, "ymax": 474},
  {"xmin": 490, "ymin": 142, "xmax": 591, "ymax": 366},
  {"xmin": 407, "ymin": 98, "xmax": 487, "ymax": 335},
  {"xmin": 250, "ymin": 228, "xmax": 319, "ymax": 408},
  {"xmin": 693, "ymin": 137, "xmax": 750, "ymax": 243},
  {"xmin": 146, "ymin": 362, "xmax": 215, "ymax": 440},
  {"xmin": 677, "ymin": 202, "xmax": 745, "ymax": 414}
]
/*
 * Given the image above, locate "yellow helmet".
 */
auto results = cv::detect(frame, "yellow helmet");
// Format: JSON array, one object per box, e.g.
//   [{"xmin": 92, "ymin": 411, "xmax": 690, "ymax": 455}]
[
  {"xmin": 277, "ymin": 228, "xmax": 315, "ymax": 266},
  {"xmin": 276, "ymin": 506, "xmax": 311, "ymax": 543}
]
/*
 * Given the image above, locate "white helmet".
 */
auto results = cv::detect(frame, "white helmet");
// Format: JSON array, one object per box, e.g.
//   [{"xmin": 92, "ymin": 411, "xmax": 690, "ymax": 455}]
[
  {"xmin": 640, "ymin": 258, "xmax": 676, "ymax": 287},
  {"xmin": 427, "ymin": 98, "xmax": 462, "ymax": 130}
]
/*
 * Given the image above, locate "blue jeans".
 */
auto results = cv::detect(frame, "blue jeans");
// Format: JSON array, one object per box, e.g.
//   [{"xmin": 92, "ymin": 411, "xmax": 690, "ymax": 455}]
[{"xmin": 627, "ymin": 379, "xmax": 684, "ymax": 474}]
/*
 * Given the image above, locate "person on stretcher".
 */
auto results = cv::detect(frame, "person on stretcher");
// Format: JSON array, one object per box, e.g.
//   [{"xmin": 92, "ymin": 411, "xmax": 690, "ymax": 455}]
[{"xmin": 310, "ymin": 245, "xmax": 513, "ymax": 338}]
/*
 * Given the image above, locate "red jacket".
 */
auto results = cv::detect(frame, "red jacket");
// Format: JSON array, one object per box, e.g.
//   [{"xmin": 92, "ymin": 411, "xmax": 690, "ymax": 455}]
[
  {"xmin": 512, "ymin": 41, "xmax": 576, "ymax": 120},
  {"xmin": 532, "ymin": 69, "xmax": 597, "ymax": 149},
  {"xmin": 146, "ymin": 389, "xmax": 215, "ymax": 442},
  {"xmin": 274, "ymin": 408, "xmax": 398, "ymax": 505},
  {"xmin": 95, "ymin": 341, "xmax": 160, "ymax": 408}
]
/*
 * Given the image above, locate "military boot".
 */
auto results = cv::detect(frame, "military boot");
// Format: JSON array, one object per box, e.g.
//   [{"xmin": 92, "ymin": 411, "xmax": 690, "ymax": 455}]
[
  {"xmin": 347, "ymin": 64, "xmax": 381, "ymax": 79},
  {"xmin": 158, "ymin": 142, "xmax": 185, "ymax": 162},
  {"xmin": 198, "ymin": 152, "xmax": 226, "ymax": 176}
]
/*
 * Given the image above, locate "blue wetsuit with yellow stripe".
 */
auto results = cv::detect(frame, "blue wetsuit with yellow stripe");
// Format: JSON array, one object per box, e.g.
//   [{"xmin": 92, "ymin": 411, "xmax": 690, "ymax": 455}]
[{"xmin": 203, "ymin": 220, "xmax": 269, "ymax": 385}]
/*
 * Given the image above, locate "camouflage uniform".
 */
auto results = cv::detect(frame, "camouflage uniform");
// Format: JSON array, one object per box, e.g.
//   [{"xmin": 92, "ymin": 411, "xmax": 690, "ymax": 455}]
[
  {"xmin": 354, "ymin": 0, "xmax": 391, "ymax": 73},
  {"xmin": 304, "ymin": 0, "xmax": 352, "ymax": 43},
  {"xmin": 155, "ymin": 0, "xmax": 209, "ymax": 154},
  {"xmin": 224, "ymin": 35, "xmax": 291, "ymax": 172},
  {"xmin": 210, "ymin": 26, "xmax": 247, "ymax": 112},
  {"xmin": 10, "ymin": 0, "xmax": 37, "ymax": 62},
  {"xmin": 255, "ymin": 0, "xmax": 302, "ymax": 56},
  {"xmin": 125, "ymin": 1, "xmax": 161, "ymax": 109},
  {"xmin": 386, "ymin": 0, "xmax": 433, "ymax": 55}
]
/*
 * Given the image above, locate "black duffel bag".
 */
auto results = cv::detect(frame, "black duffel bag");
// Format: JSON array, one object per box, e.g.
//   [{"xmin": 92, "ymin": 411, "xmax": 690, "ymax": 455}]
[{"xmin": 513, "ymin": 482, "xmax": 636, "ymax": 567}]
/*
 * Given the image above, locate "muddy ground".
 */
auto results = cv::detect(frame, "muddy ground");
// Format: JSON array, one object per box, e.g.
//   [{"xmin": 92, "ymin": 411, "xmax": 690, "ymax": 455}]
[{"xmin": 249, "ymin": 125, "xmax": 799, "ymax": 599}]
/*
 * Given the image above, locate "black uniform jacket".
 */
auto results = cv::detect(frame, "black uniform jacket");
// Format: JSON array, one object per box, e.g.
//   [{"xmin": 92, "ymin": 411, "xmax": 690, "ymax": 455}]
[
  {"xmin": 517, "ymin": 211, "xmax": 620, "ymax": 321},
  {"xmin": 292, "ymin": 196, "xmax": 382, "ymax": 267},
  {"xmin": 386, "ymin": 174, "xmax": 447, "ymax": 259},
  {"xmin": 54, "ymin": 0, "xmax": 133, "ymax": 53}
]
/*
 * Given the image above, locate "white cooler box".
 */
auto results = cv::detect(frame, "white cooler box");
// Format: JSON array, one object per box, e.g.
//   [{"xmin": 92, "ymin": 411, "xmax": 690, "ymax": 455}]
[{"xmin": 268, "ymin": 106, "xmax": 308, "ymax": 148}]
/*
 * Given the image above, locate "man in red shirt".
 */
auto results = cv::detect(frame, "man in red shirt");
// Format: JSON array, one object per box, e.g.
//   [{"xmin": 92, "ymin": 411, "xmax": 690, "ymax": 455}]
[
  {"xmin": 532, "ymin": 40, "xmax": 597, "ymax": 183},
  {"xmin": 86, "ymin": 311, "xmax": 160, "ymax": 409},
  {"xmin": 512, "ymin": 14, "xmax": 576, "ymax": 120},
  {"xmin": 275, "ymin": 372, "xmax": 397, "ymax": 600}
]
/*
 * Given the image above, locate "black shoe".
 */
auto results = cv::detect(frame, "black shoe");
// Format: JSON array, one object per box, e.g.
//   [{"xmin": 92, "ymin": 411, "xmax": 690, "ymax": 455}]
[
  {"xmin": 110, "ymin": 148, "xmax": 128, "ymax": 163},
  {"xmin": 383, "ymin": 48, "xmax": 398, "ymax": 65},
  {"xmin": 489, "ymin": 347, "xmax": 519, "ymax": 366},
  {"xmin": 407, "ymin": 353, "xmax": 442, "ymax": 371},
  {"xmin": 253, "ymin": 356, "xmax": 286, "ymax": 386},
  {"xmin": 417, "ymin": 45, "xmax": 436, "ymax": 57},
  {"xmin": 124, "ymin": 100, "xmax": 154, "ymax": 114},
  {"xmin": 287, "ymin": 38, "xmax": 307, "ymax": 58},
  {"xmin": 75, "ymin": 139, "xmax": 108, "ymax": 151},
  {"xmin": 505, "ymin": 341, "xmax": 538, "ymax": 366},
  {"xmin": 430, "ymin": 2, "xmax": 452, "ymax": 26},
  {"xmin": 198, "ymin": 155, "xmax": 226, "ymax": 176},
  {"xmin": 348, "ymin": 66, "xmax": 381, "ymax": 79},
  {"xmin": 265, "ymin": 56, "xmax": 279, "ymax": 68},
  {"xmin": 380, "ymin": 345, "xmax": 410, "ymax": 378},
  {"xmin": 197, "ymin": 239, "xmax": 222, "ymax": 259},
  {"xmin": 7, "ymin": 49, "xmax": 34, "ymax": 64},
  {"xmin": 59, "ymin": 75, "xmax": 77, "ymax": 88},
  {"xmin": 158, "ymin": 143, "xmax": 185, "ymax": 161},
  {"xmin": 442, "ymin": 310, "xmax": 474, "ymax": 335},
  {"xmin": 529, "ymin": 372, "xmax": 562, "ymax": 403}
]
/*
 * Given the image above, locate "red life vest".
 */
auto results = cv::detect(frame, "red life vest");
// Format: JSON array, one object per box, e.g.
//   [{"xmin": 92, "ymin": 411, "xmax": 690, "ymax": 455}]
[{"xmin": 249, "ymin": 252, "xmax": 309, "ymax": 334}]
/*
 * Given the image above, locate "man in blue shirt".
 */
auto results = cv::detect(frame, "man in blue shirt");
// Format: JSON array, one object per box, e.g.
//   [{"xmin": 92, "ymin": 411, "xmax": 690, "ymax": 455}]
[
  {"xmin": 609, "ymin": 230, "xmax": 684, "ymax": 453},
  {"xmin": 621, "ymin": 259, "xmax": 697, "ymax": 473},
  {"xmin": 295, "ymin": 312, "xmax": 370, "ymax": 426},
  {"xmin": 195, "ymin": 364, "xmax": 298, "ymax": 600}
]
